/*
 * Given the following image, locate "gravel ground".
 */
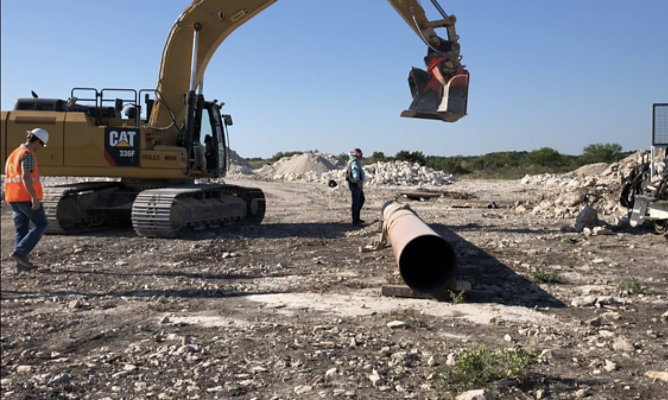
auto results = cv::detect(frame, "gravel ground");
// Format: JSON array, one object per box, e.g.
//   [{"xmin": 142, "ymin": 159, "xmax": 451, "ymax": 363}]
[{"xmin": 1, "ymin": 176, "xmax": 667, "ymax": 400}]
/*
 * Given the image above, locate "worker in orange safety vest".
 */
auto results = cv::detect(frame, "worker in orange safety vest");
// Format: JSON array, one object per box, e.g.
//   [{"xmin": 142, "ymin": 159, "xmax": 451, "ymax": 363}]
[{"xmin": 4, "ymin": 128, "xmax": 50, "ymax": 273}]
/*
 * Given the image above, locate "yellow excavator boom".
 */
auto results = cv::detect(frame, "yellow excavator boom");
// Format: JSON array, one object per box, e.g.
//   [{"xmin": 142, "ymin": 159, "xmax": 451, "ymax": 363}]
[{"xmin": 149, "ymin": 0, "xmax": 468, "ymax": 132}]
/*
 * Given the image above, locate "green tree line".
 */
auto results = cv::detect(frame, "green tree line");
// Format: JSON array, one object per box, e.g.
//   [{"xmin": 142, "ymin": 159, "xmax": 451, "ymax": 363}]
[{"xmin": 262, "ymin": 143, "xmax": 628, "ymax": 179}]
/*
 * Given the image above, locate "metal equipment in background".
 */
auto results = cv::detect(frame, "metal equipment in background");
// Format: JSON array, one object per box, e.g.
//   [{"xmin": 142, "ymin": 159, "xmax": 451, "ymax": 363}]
[{"xmin": 620, "ymin": 103, "xmax": 668, "ymax": 235}]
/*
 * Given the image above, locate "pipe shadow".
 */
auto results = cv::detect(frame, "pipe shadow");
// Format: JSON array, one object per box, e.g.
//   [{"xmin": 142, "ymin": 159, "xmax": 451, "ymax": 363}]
[{"xmin": 430, "ymin": 223, "xmax": 566, "ymax": 308}]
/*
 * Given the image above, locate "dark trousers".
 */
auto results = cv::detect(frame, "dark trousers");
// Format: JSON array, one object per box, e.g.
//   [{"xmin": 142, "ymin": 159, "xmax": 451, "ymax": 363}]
[
  {"xmin": 10, "ymin": 201, "xmax": 49, "ymax": 259},
  {"xmin": 348, "ymin": 182, "xmax": 365, "ymax": 223}
]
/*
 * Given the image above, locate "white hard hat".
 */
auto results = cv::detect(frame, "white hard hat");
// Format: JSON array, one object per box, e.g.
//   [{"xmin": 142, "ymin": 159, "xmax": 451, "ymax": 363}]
[{"xmin": 28, "ymin": 128, "xmax": 49, "ymax": 147}]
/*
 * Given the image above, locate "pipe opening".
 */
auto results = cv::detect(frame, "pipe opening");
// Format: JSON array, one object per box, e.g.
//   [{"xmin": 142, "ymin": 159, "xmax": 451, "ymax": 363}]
[{"xmin": 398, "ymin": 234, "xmax": 457, "ymax": 293}]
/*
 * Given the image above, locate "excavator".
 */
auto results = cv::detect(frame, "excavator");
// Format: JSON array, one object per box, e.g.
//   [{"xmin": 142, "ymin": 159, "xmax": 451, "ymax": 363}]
[{"xmin": 1, "ymin": 0, "xmax": 469, "ymax": 238}]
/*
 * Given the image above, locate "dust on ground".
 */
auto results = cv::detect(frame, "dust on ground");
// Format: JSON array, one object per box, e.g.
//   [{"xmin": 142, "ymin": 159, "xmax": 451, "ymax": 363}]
[{"xmin": 1, "ymin": 156, "xmax": 667, "ymax": 400}]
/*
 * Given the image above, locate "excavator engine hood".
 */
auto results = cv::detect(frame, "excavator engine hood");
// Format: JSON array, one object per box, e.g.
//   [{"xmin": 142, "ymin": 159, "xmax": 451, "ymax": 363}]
[{"xmin": 401, "ymin": 54, "xmax": 469, "ymax": 122}]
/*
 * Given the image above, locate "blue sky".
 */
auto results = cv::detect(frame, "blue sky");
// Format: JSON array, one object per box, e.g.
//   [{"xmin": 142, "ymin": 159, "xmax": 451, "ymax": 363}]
[{"xmin": 2, "ymin": 0, "xmax": 667, "ymax": 159}]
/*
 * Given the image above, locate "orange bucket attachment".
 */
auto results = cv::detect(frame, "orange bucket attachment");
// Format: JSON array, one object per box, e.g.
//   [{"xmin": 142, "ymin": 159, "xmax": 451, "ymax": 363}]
[{"xmin": 401, "ymin": 54, "xmax": 469, "ymax": 122}]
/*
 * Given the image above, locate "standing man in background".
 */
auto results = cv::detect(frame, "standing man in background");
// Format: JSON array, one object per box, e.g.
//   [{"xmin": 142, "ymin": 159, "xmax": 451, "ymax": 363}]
[
  {"xmin": 4, "ymin": 128, "xmax": 50, "ymax": 273},
  {"xmin": 346, "ymin": 148, "xmax": 366, "ymax": 225}
]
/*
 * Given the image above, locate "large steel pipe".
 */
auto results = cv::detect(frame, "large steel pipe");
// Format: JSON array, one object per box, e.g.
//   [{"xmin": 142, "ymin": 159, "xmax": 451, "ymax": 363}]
[{"xmin": 382, "ymin": 201, "xmax": 457, "ymax": 293}]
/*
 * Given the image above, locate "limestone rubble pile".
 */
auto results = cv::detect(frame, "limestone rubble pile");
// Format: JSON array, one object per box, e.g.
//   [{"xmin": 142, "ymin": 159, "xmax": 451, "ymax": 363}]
[
  {"xmin": 226, "ymin": 148, "xmax": 254, "ymax": 176},
  {"xmin": 237, "ymin": 152, "xmax": 457, "ymax": 187},
  {"xmin": 227, "ymin": 150, "xmax": 653, "ymax": 225},
  {"xmin": 519, "ymin": 151, "xmax": 648, "ymax": 224}
]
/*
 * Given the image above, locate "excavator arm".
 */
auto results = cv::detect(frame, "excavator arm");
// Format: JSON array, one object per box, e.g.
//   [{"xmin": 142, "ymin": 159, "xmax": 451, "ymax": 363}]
[
  {"xmin": 149, "ymin": 0, "xmax": 278, "ymax": 134},
  {"xmin": 387, "ymin": 0, "xmax": 461, "ymax": 56},
  {"xmin": 149, "ymin": 0, "xmax": 468, "ymax": 134}
]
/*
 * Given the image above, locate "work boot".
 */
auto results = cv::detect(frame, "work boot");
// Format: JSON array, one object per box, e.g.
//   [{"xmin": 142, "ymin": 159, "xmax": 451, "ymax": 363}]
[
  {"xmin": 11, "ymin": 251, "xmax": 34, "ymax": 272},
  {"xmin": 14, "ymin": 262, "xmax": 35, "ymax": 274}
]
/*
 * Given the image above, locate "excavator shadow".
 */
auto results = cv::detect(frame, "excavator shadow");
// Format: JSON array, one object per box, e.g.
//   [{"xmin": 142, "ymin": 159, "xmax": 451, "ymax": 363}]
[
  {"xmin": 182, "ymin": 222, "xmax": 360, "ymax": 240},
  {"xmin": 47, "ymin": 221, "xmax": 357, "ymax": 240},
  {"xmin": 430, "ymin": 224, "xmax": 566, "ymax": 308}
]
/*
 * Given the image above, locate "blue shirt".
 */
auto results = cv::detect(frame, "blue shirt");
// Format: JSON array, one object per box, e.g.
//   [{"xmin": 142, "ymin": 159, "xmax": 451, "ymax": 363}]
[{"xmin": 347, "ymin": 156, "xmax": 365, "ymax": 183}]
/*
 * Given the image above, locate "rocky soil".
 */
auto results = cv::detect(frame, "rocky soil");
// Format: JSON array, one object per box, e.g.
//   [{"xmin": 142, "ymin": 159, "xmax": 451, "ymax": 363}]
[{"xmin": 1, "ymin": 156, "xmax": 667, "ymax": 400}]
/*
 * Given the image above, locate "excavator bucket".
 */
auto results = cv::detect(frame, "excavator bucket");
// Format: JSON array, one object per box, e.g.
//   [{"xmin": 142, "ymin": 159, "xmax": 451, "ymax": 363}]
[{"xmin": 401, "ymin": 54, "xmax": 469, "ymax": 122}]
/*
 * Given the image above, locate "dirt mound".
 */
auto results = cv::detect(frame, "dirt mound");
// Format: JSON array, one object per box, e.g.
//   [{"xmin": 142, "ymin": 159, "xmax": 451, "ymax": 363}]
[
  {"xmin": 274, "ymin": 153, "xmax": 337, "ymax": 175},
  {"xmin": 570, "ymin": 162, "xmax": 609, "ymax": 178},
  {"xmin": 227, "ymin": 149, "xmax": 254, "ymax": 176},
  {"xmin": 255, "ymin": 152, "xmax": 342, "ymax": 180}
]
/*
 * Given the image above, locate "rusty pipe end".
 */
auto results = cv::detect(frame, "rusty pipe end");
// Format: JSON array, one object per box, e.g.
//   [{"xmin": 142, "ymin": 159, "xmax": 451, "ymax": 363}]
[
  {"xmin": 398, "ymin": 233, "xmax": 457, "ymax": 293},
  {"xmin": 382, "ymin": 201, "xmax": 457, "ymax": 294}
]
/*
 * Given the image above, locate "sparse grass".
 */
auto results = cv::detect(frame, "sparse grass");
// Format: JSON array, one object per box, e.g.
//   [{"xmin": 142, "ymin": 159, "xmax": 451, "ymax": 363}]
[
  {"xmin": 386, "ymin": 273, "xmax": 404, "ymax": 285},
  {"xmin": 531, "ymin": 270, "xmax": 562, "ymax": 284},
  {"xmin": 390, "ymin": 309, "xmax": 429, "ymax": 329},
  {"xmin": 435, "ymin": 346, "xmax": 538, "ymax": 396},
  {"xmin": 617, "ymin": 278, "xmax": 645, "ymax": 294},
  {"xmin": 561, "ymin": 236, "xmax": 581, "ymax": 245},
  {"xmin": 450, "ymin": 290, "xmax": 465, "ymax": 304}
]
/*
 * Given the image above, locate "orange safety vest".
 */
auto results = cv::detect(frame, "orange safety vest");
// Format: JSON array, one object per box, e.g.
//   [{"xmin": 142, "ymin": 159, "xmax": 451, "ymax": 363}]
[{"xmin": 4, "ymin": 145, "xmax": 43, "ymax": 202}]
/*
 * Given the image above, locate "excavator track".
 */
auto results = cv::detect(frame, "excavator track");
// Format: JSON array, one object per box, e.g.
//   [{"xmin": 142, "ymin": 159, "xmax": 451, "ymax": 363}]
[
  {"xmin": 131, "ymin": 183, "xmax": 265, "ymax": 237},
  {"xmin": 43, "ymin": 182, "xmax": 135, "ymax": 234}
]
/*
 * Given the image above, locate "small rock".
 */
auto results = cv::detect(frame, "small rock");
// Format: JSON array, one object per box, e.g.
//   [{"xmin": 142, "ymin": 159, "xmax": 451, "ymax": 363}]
[
  {"xmin": 596, "ymin": 296, "xmax": 623, "ymax": 306},
  {"xmin": 16, "ymin": 365, "xmax": 32, "ymax": 374},
  {"xmin": 386, "ymin": 320, "xmax": 406, "ymax": 329},
  {"xmin": 325, "ymin": 368, "xmax": 337, "ymax": 378},
  {"xmin": 446, "ymin": 353, "xmax": 457, "ymax": 366},
  {"xmin": 592, "ymin": 226, "xmax": 613, "ymax": 235},
  {"xmin": 644, "ymin": 370, "xmax": 668, "ymax": 382},
  {"xmin": 571, "ymin": 295, "xmax": 598, "ymax": 307},
  {"xmin": 369, "ymin": 369, "xmax": 381, "ymax": 386},
  {"xmin": 612, "ymin": 337, "xmax": 635, "ymax": 353},
  {"xmin": 427, "ymin": 355, "xmax": 437, "ymax": 367},
  {"xmin": 456, "ymin": 389, "xmax": 496, "ymax": 400},
  {"xmin": 294, "ymin": 385, "xmax": 312, "ymax": 394},
  {"xmin": 575, "ymin": 206, "xmax": 598, "ymax": 232},
  {"xmin": 49, "ymin": 373, "xmax": 73, "ymax": 385},
  {"xmin": 603, "ymin": 359, "xmax": 617, "ymax": 372}
]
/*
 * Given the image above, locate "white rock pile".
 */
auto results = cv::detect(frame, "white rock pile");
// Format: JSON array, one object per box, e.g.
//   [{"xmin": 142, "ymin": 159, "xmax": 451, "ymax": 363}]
[
  {"xmin": 231, "ymin": 152, "xmax": 456, "ymax": 187},
  {"xmin": 226, "ymin": 149, "xmax": 254, "ymax": 175},
  {"xmin": 519, "ymin": 151, "xmax": 648, "ymax": 225}
]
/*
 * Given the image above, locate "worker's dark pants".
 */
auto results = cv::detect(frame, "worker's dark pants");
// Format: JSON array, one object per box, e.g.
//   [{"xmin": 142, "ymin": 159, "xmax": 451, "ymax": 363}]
[
  {"xmin": 348, "ymin": 182, "xmax": 365, "ymax": 223},
  {"xmin": 10, "ymin": 201, "xmax": 48, "ymax": 261}
]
